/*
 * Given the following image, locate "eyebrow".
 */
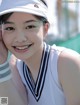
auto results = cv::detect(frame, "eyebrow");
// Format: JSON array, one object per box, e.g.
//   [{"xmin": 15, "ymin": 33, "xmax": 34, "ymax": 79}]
[
  {"xmin": 24, "ymin": 20, "xmax": 38, "ymax": 24},
  {"xmin": 4, "ymin": 21, "xmax": 14, "ymax": 24},
  {"xmin": 4, "ymin": 20, "xmax": 38, "ymax": 24}
]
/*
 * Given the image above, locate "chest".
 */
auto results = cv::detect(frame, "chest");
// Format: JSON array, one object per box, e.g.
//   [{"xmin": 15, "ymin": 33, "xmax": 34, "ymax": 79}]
[{"xmin": 26, "ymin": 65, "xmax": 66, "ymax": 105}]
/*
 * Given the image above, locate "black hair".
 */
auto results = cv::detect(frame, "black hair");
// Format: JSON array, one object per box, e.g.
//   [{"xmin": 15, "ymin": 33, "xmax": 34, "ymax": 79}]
[
  {"xmin": 0, "ymin": 12, "xmax": 48, "ymax": 24},
  {"xmin": 0, "ymin": 13, "xmax": 13, "ymax": 24}
]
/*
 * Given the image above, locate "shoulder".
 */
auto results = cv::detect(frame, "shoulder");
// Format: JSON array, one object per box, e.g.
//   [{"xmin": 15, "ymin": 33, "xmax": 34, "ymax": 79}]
[
  {"xmin": 51, "ymin": 45, "xmax": 80, "ymax": 72},
  {"xmin": 58, "ymin": 48, "xmax": 80, "ymax": 74},
  {"xmin": 58, "ymin": 48, "xmax": 80, "ymax": 104},
  {"xmin": 58, "ymin": 48, "xmax": 80, "ymax": 83},
  {"xmin": 9, "ymin": 54, "xmax": 23, "ymax": 84},
  {"xmin": 9, "ymin": 54, "xmax": 23, "ymax": 90},
  {"xmin": 9, "ymin": 54, "xmax": 22, "ymax": 83},
  {"xmin": 9, "ymin": 54, "xmax": 28, "ymax": 103},
  {"xmin": 9, "ymin": 54, "xmax": 19, "ymax": 78}
]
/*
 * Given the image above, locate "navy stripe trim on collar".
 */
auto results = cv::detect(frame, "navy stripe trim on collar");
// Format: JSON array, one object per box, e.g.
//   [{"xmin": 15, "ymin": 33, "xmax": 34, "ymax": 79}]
[{"xmin": 23, "ymin": 43, "xmax": 51, "ymax": 101}]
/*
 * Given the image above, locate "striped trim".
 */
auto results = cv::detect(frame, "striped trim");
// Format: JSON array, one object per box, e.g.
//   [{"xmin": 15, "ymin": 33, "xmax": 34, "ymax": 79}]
[
  {"xmin": 0, "ymin": 69, "xmax": 11, "ymax": 79},
  {"xmin": 0, "ymin": 61, "xmax": 12, "ymax": 83},
  {"xmin": 0, "ymin": 62, "xmax": 9, "ymax": 71},
  {"xmin": 0, "ymin": 67, "xmax": 10, "ymax": 74},
  {"xmin": 0, "ymin": 61, "xmax": 9, "ymax": 67},
  {"xmin": 23, "ymin": 43, "xmax": 51, "ymax": 101},
  {"xmin": 0, "ymin": 74, "xmax": 12, "ymax": 83}
]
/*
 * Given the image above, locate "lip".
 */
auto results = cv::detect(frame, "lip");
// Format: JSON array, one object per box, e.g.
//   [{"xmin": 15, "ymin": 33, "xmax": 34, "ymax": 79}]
[{"xmin": 13, "ymin": 43, "xmax": 33, "ymax": 53}]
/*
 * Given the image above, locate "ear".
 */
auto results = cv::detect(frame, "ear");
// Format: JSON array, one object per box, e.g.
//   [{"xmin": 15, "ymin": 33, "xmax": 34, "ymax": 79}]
[{"xmin": 43, "ymin": 22, "xmax": 50, "ymax": 38}]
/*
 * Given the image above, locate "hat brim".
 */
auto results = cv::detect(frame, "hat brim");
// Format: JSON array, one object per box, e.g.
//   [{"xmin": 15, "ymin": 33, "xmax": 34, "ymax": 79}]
[{"xmin": 0, "ymin": 6, "xmax": 47, "ymax": 19}]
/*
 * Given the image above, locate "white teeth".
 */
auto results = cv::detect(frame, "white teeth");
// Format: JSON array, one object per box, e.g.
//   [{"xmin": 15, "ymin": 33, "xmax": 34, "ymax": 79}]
[
  {"xmin": 16, "ymin": 46, "xmax": 29, "ymax": 50},
  {"xmin": 13, "ymin": 43, "xmax": 33, "ymax": 50}
]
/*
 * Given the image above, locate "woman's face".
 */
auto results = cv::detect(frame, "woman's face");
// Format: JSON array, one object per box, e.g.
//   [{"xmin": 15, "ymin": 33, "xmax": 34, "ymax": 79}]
[{"xmin": 2, "ymin": 12, "xmax": 49, "ymax": 60}]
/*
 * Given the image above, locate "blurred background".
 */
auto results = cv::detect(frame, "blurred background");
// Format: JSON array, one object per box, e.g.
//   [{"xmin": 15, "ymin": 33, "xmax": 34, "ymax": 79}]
[{"xmin": 44, "ymin": 0, "xmax": 80, "ymax": 53}]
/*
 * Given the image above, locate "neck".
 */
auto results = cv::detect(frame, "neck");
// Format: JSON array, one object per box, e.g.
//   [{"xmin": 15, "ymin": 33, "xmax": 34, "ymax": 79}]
[{"xmin": 24, "ymin": 44, "xmax": 44, "ymax": 74}]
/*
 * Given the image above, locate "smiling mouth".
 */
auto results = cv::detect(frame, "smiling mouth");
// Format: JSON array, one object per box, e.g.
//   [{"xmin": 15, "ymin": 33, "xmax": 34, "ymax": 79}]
[{"xmin": 13, "ymin": 43, "xmax": 33, "ymax": 51}]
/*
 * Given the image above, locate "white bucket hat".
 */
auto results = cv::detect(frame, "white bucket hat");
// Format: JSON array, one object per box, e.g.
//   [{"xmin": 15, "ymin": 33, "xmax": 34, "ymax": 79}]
[{"xmin": 0, "ymin": 0, "xmax": 48, "ymax": 20}]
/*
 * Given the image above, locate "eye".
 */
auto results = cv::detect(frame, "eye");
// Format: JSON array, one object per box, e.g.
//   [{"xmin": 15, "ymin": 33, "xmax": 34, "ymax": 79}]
[
  {"xmin": 25, "ymin": 25, "xmax": 37, "ymax": 29},
  {"xmin": 4, "ymin": 27, "xmax": 15, "ymax": 31}
]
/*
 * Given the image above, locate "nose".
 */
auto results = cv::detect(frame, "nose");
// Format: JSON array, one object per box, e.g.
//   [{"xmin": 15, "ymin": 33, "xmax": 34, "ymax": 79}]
[{"xmin": 15, "ymin": 31, "xmax": 27, "ymax": 43}]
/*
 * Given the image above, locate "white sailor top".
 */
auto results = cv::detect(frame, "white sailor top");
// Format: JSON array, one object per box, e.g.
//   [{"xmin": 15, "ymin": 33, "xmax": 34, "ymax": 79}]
[{"xmin": 17, "ymin": 43, "xmax": 67, "ymax": 105}]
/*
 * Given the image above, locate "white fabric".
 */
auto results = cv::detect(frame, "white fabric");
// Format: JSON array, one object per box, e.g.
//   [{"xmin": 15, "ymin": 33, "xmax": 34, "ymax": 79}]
[
  {"xmin": 0, "ymin": 0, "xmax": 48, "ymax": 20},
  {"xmin": 17, "ymin": 45, "xmax": 67, "ymax": 105}
]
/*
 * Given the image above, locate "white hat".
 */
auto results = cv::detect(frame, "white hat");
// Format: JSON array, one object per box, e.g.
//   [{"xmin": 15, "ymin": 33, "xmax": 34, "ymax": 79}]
[{"xmin": 0, "ymin": 0, "xmax": 48, "ymax": 20}]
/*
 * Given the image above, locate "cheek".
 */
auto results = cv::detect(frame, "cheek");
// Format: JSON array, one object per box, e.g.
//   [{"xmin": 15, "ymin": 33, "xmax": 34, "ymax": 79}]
[
  {"xmin": 37, "ymin": 31, "xmax": 44, "ymax": 41},
  {"xmin": 2, "ymin": 35, "xmax": 12, "ymax": 46},
  {"xmin": 30, "ymin": 34, "xmax": 43, "ymax": 43}
]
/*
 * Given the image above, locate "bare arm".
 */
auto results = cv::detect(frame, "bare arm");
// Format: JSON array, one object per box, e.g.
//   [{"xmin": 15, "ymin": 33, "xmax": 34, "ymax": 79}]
[{"xmin": 58, "ymin": 49, "xmax": 80, "ymax": 105}]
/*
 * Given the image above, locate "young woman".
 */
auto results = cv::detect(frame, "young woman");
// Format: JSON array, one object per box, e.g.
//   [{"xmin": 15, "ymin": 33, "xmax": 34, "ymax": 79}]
[{"xmin": 0, "ymin": 0, "xmax": 80, "ymax": 105}]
